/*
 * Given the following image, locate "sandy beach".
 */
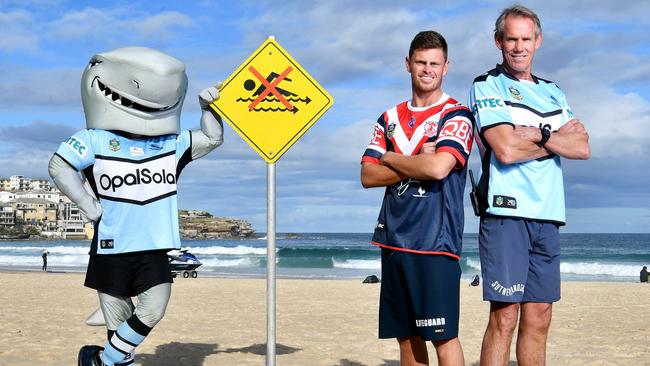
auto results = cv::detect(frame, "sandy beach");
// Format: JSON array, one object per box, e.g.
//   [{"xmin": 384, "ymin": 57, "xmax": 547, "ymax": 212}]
[{"xmin": 1, "ymin": 271, "xmax": 649, "ymax": 365}]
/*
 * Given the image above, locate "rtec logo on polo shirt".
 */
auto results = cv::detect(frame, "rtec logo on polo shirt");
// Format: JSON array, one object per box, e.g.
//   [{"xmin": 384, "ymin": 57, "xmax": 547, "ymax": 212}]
[
  {"xmin": 472, "ymin": 96, "xmax": 505, "ymax": 114},
  {"xmin": 93, "ymin": 153, "xmax": 177, "ymax": 204},
  {"xmin": 64, "ymin": 137, "xmax": 88, "ymax": 157}
]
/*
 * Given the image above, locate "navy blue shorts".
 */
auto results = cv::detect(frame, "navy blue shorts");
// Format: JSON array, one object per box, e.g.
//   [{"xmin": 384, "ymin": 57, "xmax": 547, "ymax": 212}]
[
  {"xmin": 479, "ymin": 217, "xmax": 560, "ymax": 303},
  {"xmin": 85, "ymin": 250, "xmax": 173, "ymax": 297},
  {"xmin": 379, "ymin": 249, "xmax": 461, "ymax": 341}
]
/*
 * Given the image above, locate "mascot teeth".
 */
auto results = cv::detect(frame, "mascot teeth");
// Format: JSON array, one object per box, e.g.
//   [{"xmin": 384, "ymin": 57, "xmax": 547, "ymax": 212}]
[{"xmin": 96, "ymin": 79, "xmax": 173, "ymax": 112}]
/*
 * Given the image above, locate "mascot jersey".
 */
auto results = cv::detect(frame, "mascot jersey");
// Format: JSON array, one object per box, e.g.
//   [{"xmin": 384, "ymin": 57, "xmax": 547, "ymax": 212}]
[
  {"xmin": 361, "ymin": 94, "xmax": 474, "ymax": 259},
  {"xmin": 55, "ymin": 129, "xmax": 192, "ymax": 254}
]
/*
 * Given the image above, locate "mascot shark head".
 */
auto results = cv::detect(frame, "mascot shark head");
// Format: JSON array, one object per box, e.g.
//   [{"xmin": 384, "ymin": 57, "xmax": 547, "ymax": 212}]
[{"xmin": 81, "ymin": 46, "xmax": 187, "ymax": 136}]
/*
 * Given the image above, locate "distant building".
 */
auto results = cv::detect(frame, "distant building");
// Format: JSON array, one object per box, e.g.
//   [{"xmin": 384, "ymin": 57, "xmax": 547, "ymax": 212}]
[
  {"xmin": 0, "ymin": 174, "xmax": 93, "ymax": 238},
  {"xmin": 0, "ymin": 191, "xmax": 16, "ymax": 203},
  {"xmin": 8, "ymin": 175, "xmax": 32, "ymax": 191},
  {"xmin": 0, "ymin": 175, "xmax": 52, "ymax": 192},
  {"xmin": 58, "ymin": 202, "xmax": 89, "ymax": 239},
  {"xmin": 0, "ymin": 177, "xmax": 10, "ymax": 191},
  {"xmin": 29, "ymin": 178, "xmax": 51, "ymax": 191},
  {"xmin": 15, "ymin": 190, "xmax": 61, "ymax": 204},
  {"xmin": 10, "ymin": 197, "xmax": 58, "ymax": 229},
  {"xmin": 0, "ymin": 204, "xmax": 14, "ymax": 228}
]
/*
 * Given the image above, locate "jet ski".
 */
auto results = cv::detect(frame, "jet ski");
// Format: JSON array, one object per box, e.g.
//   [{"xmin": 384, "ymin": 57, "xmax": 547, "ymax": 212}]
[{"xmin": 168, "ymin": 249, "xmax": 202, "ymax": 278}]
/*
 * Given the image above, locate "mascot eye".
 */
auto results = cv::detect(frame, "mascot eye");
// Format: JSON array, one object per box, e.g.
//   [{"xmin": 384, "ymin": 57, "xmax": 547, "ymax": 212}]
[{"xmin": 89, "ymin": 60, "xmax": 102, "ymax": 67}]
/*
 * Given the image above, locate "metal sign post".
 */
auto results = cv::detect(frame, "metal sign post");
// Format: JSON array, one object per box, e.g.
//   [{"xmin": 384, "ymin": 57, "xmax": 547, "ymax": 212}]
[
  {"xmin": 266, "ymin": 162, "xmax": 276, "ymax": 366},
  {"xmin": 209, "ymin": 35, "xmax": 332, "ymax": 366}
]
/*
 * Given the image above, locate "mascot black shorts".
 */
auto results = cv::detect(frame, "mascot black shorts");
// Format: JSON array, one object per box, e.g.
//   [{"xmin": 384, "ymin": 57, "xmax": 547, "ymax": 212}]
[{"xmin": 85, "ymin": 250, "xmax": 173, "ymax": 297}]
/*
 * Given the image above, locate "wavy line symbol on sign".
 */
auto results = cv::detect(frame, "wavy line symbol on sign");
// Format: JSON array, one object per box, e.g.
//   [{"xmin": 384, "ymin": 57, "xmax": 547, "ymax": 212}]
[
  {"xmin": 236, "ymin": 96, "xmax": 312, "ymax": 104},
  {"xmin": 240, "ymin": 66, "xmax": 312, "ymax": 114}
]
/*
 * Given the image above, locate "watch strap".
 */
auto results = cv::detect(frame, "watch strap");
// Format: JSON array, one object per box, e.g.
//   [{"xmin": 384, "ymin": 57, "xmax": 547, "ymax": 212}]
[{"xmin": 537, "ymin": 127, "xmax": 551, "ymax": 147}]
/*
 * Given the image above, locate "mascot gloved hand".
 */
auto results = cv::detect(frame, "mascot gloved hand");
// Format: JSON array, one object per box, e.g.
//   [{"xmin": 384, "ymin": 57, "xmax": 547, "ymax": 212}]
[
  {"xmin": 193, "ymin": 82, "xmax": 224, "ymax": 160},
  {"xmin": 47, "ymin": 47, "xmax": 223, "ymax": 366}
]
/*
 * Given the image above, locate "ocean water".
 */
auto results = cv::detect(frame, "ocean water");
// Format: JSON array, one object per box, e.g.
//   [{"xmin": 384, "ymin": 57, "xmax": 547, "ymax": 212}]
[{"xmin": 1, "ymin": 233, "xmax": 649, "ymax": 282}]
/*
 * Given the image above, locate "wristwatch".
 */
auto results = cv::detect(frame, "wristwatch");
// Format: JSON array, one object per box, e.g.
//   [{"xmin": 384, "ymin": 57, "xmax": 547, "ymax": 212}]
[{"xmin": 537, "ymin": 126, "xmax": 551, "ymax": 147}]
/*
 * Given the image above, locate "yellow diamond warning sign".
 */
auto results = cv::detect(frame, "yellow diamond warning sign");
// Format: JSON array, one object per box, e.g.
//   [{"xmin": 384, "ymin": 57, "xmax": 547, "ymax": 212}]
[{"xmin": 211, "ymin": 38, "xmax": 333, "ymax": 163}]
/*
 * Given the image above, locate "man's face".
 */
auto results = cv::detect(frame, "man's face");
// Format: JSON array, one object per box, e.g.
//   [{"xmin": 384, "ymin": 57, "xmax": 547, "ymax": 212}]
[
  {"xmin": 495, "ymin": 15, "xmax": 542, "ymax": 80},
  {"xmin": 405, "ymin": 48, "xmax": 448, "ymax": 95}
]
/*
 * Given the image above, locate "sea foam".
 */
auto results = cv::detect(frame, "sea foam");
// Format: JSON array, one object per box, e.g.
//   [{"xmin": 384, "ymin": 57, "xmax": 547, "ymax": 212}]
[
  {"xmin": 200, "ymin": 257, "xmax": 260, "ymax": 268},
  {"xmin": 332, "ymin": 258, "xmax": 381, "ymax": 270},
  {"xmin": 560, "ymin": 262, "xmax": 641, "ymax": 277},
  {"xmin": 184, "ymin": 245, "xmax": 268, "ymax": 256}
]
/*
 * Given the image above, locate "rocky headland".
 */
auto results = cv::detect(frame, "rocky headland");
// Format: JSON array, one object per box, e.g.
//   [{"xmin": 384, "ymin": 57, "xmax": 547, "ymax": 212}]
[{"xmin": 179, "ymin": 210, "xmax": 255, "ymax": 239}]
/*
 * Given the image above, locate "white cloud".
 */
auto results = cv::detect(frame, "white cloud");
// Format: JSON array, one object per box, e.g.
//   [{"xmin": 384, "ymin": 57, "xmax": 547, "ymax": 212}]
[
  {"xmin": 45, "ymin": 8, "xmax": 112, "ymax": 40},
  {"xmin": 0, "ymin": 149, "xmax": 52, "ymax": 179},
  {"xmin": 46, "ymin": 8, "xmax": 195, "ymax": 44},
  {"xmin": 131, "ymin": 11, "xmax": 195, "ymax": 39},
  {"xmin": 238, "ymin": 2, "xmax": 420, "ymax": 83},
  {"xmin": 284, "ymin": 119, "xmax": 376, "ymax": 164},
  {"xmin": 0, "ymin": 9, "xmax": 39, "ymax": 52},
  {"xmin": 548, "ymin": 57, "xmax": 650, "ymax": 159},
  {"xmin": 0, "ymin": 120, "xmax": 76, "ymax": 145},
  {"xmin": 534, "ymin": 0, "xmax": 650, "ymax": 23},
  {"xmin": 0, "ymin": 66, "xmax": 80, "ymax": 108},
  {"xmin": 1, "ymin": 0, "xmax": 62, "ymax": 6}
]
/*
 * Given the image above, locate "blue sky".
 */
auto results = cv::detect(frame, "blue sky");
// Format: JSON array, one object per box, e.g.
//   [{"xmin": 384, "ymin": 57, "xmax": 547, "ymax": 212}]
[{"xmin": 1, "ymin": 0, "xmax": 649, "ymax": 233}]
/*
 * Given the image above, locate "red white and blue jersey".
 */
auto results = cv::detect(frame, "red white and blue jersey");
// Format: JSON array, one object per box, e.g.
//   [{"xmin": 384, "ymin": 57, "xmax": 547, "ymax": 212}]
[{"xmin": 362, "ymin": 94, "xmax": 475, "ymax": 259}]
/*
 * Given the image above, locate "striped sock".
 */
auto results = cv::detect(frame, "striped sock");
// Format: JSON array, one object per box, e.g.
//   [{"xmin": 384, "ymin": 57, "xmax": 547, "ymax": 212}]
[
  {"xmin": 114, "ymin": 351, "xmax": 135, "ymax": 365},
  {"xmin": 101, "ymin": 315, "xmax": 151, "ymax": 366},
  {"xmin": 105, "ymin": 331, "xmax": 135, "ymax": 365}
]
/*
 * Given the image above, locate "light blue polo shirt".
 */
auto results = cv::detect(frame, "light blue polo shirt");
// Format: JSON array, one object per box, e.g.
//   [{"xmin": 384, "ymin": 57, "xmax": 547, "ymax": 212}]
[{"xmin": 469, "ymin": 64, "xmax": 574, "ymax": 224}]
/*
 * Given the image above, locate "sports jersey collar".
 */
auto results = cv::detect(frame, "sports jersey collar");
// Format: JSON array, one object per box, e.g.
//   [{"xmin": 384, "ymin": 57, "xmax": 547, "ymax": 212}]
[
  {"xmin": 495, "ymin": 64, "xmax": 540, "ymax": 84},
  {"xmin": 407, "ymin": 93, "xmax": 450, "ymax": 112},
  {"xmin": 110, "ymin": 130, "xmax": 178, "ymax": 140}
]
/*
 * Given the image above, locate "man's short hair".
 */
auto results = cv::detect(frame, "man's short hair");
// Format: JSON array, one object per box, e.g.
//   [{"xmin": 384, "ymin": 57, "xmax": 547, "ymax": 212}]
[
  {"xmin": 408, "ymin": 31, "xmax": 448, "ymax": 60},
  {"xmin": 494, "ymin": 4, "xmax": 542, "ymax": 40}
]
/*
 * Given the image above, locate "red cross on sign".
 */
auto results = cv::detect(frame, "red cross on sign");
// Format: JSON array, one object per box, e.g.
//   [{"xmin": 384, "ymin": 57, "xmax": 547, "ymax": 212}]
[{"xmin": 247, "ymin": 66, "xmax": 294, "ymax": 111}]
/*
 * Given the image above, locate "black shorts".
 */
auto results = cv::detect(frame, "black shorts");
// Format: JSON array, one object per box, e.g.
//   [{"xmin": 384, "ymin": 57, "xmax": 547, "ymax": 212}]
[
  {"xmin": 379, "ymin": 249, "xmax": 461, "ymax": 341},
  {"xmin": 85, "ymin": 250, "xmax": 173, "ymax": 297}
]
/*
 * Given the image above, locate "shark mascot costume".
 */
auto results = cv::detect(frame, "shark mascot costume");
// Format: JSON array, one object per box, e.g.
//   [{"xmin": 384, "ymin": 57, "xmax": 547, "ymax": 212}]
[{"xmin": 48, "ymin": 47, "xmax": 223, "ymax": 366}]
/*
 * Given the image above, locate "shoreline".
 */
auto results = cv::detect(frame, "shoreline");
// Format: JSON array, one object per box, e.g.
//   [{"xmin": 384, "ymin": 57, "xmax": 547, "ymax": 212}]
[
  {"xmin": 2, "ymin": 234, "xmax": 647, "ymax": 283},
  {"xmin": 0, "ymin": 265, "xmax": 641, "ymax": 284},
  {"xmin": 0, "ymin": 272, "xmax": 649, "ymax": 365}
]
